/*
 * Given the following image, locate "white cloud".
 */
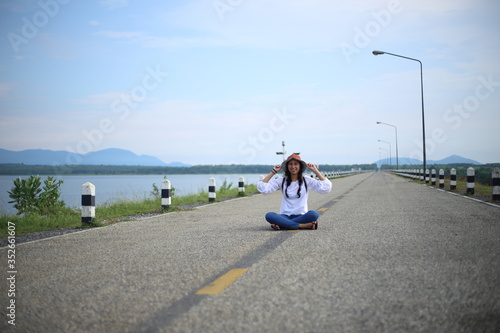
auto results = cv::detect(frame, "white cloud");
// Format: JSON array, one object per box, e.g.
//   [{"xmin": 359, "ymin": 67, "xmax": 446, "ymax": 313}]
[
  {"xmin": 93, "ymin": 0, "xmax": 500, "ymax": 65},
  {"xmin": 95, "ymin": 31, "xmax": 143, "ymax": 39},
  {"xmin": 72, "ymin": 92, "xmax": 126, "ymax": 105},
  {"xmin": 166, "ymin": 0, "xmax": 461, "ymax": 48},
  {"xmin": 95, "ymin": 30, "xmax": 228, "ymax": 48}
]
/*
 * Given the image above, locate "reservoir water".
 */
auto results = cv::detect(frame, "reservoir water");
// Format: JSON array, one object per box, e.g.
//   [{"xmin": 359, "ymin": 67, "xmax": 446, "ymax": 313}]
[{"xmin": 0, "ymin": 174, "xmax": 264, "ymax": 216}]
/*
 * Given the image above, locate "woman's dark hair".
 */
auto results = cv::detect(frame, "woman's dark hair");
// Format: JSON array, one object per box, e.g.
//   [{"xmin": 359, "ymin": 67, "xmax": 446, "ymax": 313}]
[{"xmin": 282, "ymin": 160, "xmax": 307, "ymax": 198}]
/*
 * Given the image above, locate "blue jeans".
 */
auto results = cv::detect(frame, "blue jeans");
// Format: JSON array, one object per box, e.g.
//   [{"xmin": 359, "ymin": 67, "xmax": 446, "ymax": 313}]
[{"xmin": 265, "ymin": 210, "xmax": 319, "ymax": 230}]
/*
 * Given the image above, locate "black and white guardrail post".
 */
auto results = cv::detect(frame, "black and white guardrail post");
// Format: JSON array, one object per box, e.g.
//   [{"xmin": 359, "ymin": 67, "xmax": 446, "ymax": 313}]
[
  {"xmin": 439, "ymin": 169, "xmax": 445, "ymax": 188},
  {"xmin": 209, "ymin": 177, "xmax": 216, "ymax": 202},
  {"xmin": 466, "ymin": 167, "xmax": 475, "ymax": 195},
  {"xmin": 431, "ymin": 169, "xmax": 436, "ymax": 186},
  {"xmin": 81, "ymin": 182, "xmax": 95, "ymax": 225},
  {"xmin": 238, "ymin": 176, "xmax": 245, "ymax": 196},
  {"xmin": 450, "ymin": 168, "xmax": 457, "ymax": 190},
  {"xmin": 493, "ymin": 168, "xmax": 500, "ymax": 201},
  {"xmin": 161, "ymin": 178, "xmax": 171, "ymax": 209},
  {"xmin": 425, "ymin": 169, "xmax": 430, "ymax": 183}
]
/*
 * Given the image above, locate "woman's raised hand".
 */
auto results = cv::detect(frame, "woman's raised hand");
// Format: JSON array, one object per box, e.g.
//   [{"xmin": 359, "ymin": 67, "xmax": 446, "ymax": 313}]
[{"xmin": 306, "ymin": 163, "xmax": 318, "ymax": 172}]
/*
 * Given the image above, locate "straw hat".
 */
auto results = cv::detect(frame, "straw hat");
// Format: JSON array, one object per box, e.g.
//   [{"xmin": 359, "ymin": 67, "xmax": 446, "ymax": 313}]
[{"xmin": 281, "ymin": 154, "xmax": 306, "ymax": 170}]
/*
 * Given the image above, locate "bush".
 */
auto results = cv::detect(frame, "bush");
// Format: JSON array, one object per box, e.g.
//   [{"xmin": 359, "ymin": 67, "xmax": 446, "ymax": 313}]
[
  {"xmin": 7, "ymin": 175, "xmax": 66, "ymax": 215},
  {"xmin": 151, "ymin": 177, "xmax": 176, "ymax": 199},
  {"xmin": 218, "ymin": 179, "xmax": 233, "ymax": 195}
]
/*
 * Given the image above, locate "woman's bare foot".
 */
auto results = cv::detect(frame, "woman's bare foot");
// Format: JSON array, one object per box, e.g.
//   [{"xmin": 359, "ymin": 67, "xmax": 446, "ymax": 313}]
[
  {"xmin": 298, "ymin": 221, "xmax": 318, "ymax": 230},
  {"xmin": 271, "ymin": 224, "xmax": 281, "ymax": 230}
]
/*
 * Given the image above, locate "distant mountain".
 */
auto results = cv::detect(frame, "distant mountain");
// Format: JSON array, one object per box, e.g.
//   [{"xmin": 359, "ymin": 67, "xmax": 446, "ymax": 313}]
[
  {"xmin": 428, "ymin": 154, "xmax": 481, "ymax": 165},
  {"xmin": 375, "ymin": 154, "xmax": 481, "ymax": 166},
  {"xmin": 0, "ymin": 148, "xmax": 191, "ymax": 167},
  {"xmin": 167, "ymin": 161, "xmax": 191, "ymax": 167}
]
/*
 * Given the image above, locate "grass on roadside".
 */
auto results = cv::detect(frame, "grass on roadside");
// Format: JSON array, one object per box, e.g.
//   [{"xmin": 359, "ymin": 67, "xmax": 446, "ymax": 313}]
[
  {"xmin": 0, "ymin": 184, "xmax": 259, "ymax": 238},
  {"xmin": 409, "ymin": 177, "xmax": 498, "ymax": 203},
  {"xmin": 441, "ymin": 178, "xmax": 495, "ymax": 201},
  {"xmin": 0, "ymin": 207, "xmax": 81, "ymax": 237}
]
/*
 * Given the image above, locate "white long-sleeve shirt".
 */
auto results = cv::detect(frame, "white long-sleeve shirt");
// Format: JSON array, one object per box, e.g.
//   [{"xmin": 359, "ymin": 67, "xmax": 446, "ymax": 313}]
[{"xmin": 257, "ymin": 176, "xmax": 332, "ymax": 215}]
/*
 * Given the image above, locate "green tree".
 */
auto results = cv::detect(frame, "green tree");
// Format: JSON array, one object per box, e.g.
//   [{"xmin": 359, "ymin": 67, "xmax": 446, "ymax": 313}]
[
  {"xmin": 7, "ymin": 175, "xmax": 65, "ymax": 215},
  {"xmin": 39, "ymin": 176, "xmax": 65, "ymax": 214}
]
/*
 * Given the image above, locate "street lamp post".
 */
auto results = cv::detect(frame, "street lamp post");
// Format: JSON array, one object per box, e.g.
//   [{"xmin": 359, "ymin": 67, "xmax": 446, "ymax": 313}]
[
  {"xmin": 377, "ymin": 122, "xmax": 399, "ymax": 169},
  {"xmin": 276, "ymin": 141, "xmax": 286, "ymax": 161},
  {"xmin": 373, "ymin": 50, "xmax": 426, "ymax": 177},
  {"xmin": 378, "ymin": 139, "xmax": 392, "ymax": 168}
]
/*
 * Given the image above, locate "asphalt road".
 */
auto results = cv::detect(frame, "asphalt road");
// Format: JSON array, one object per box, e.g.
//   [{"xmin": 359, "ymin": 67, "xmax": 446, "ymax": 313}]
[{"xmin": 1, "ymin": 171, "xmax": 499, "ymax": 332}]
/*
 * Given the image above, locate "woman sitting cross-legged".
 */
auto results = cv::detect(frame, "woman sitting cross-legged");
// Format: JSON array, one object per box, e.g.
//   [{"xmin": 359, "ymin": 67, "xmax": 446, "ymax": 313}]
[{"xmin": 257, "ymin": 154, "xmax": 332, "ymax": 230}]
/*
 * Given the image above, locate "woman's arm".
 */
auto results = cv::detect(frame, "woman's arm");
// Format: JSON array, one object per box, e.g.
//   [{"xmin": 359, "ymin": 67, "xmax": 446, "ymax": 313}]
[
  {"xmin": 261, "ymin": 164, "xmax": 282, "ymax": 183},
  {"xmin": 305, "ymin": 163, "xmax": 332, "ymax": 193},
  {"xmin": 306, "ymin": 163, "xmax": 326, "ymax": 181},
  {"xmin": 257, "ymin": 165, "xmax": 283, "ymax": 194}
]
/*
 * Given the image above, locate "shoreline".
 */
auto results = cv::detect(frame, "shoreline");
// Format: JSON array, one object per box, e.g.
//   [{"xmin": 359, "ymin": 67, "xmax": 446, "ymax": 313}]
[{"xmin": 0, "ymin": 194, "xmax": 259, "ymax": 247}]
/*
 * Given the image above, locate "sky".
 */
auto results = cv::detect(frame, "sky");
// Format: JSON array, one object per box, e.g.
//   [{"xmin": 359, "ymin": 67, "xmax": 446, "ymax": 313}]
[{"xmin": 0, "ymin": 0, "xmax": 499, "ymax": 166}]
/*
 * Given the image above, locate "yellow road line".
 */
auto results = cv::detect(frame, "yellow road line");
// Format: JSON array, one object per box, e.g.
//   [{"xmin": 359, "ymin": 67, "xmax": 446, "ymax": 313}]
[
  {"xmin": 196, "ymin": 268, "xmax": 248, "ymax": 295},
  {"xmin": 318, "ymin": 207, "xmax": 328, "ymax": 212}
]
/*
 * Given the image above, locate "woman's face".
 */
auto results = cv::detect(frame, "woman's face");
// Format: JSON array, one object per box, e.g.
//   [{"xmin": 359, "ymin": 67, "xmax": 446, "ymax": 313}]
[{"xmin": 287, "ymin": 160, "xmax": 301, "ymax": 175}]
